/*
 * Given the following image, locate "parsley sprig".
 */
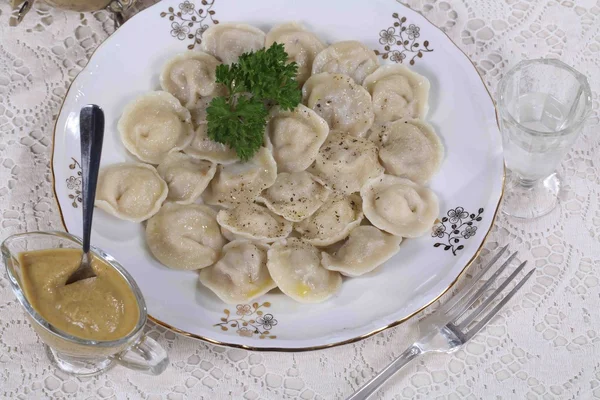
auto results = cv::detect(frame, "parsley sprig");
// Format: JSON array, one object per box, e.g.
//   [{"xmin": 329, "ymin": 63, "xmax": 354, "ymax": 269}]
[{"xmin": 206, "ymin": 43, "xmax": 301, "ymax": 161}]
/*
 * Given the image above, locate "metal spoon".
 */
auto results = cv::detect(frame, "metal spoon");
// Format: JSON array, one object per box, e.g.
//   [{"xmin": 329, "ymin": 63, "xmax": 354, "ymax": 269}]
[{"xmin": 65, "ymin": 105, "xmax": 105, "ymax": 285}]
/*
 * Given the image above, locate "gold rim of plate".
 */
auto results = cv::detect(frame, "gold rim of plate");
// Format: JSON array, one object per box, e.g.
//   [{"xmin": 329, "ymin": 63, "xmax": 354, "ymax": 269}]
[{"xmin": 49, "ymin": 2, "xmax": 506, "ymax": 352}]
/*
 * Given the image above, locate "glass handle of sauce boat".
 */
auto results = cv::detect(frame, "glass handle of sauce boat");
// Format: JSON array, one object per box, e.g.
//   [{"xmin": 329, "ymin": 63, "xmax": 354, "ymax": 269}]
[{"xmin": 112, "ymin": 335, "xmax": 169, "ymax": 375}]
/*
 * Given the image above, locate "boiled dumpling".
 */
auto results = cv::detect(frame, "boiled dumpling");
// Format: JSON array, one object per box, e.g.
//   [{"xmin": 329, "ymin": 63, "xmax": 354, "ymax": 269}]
[
  {"xmin": 189, "ymin": 96, "xmax": 219, "ymax": 128},
  {"xmin": 302, "ymin": 73, "xmax": 374, "ymax": 137},
  {"xmin": 265, "ymin": 22, "xmax": 326, "ymax": 85},
  {"xmin": 321, "ymin": 226, "xmax": 402, "ymax": 277},
  {"xmin": 199, "ymin": 240, "xmax": 276, "ymax": 304},
  {"xmin": 365, "ymin": 122, "xmax": 388, "ymax": 144},
  {"xmin": 363, "ymin": 64, "xmax": 430, "ymax": 122},
  {"xmin": 311, "ymin": 41, "xmax": 379, "ymax": 84},
  {"xmin": 258, "ymin": 171, "xmax": 330, "ymax": 222},
  {"xmin": 119, "ymin": 91, "xmax": 194, "ymax": 164},
  {"xmin": 146, "ymin": 203, "xmax": 225, "ymax": 270},
  {"xmin": 361, "ymin": 175, "xmax": 439, "ymax": 238},
  {"xmin": 184, "ymin": 122, "xmax": 238, "ymax": 165},
  {"xmin": 266, "ymin": 104, "xmax": 329, "ymax": 173},
  {"xmin": 216, "ymin": 203, "xmax": 293, "ymax": 243},
  {"xmin": 311, "ymin": 131, "xmax": 384, "ymax": 195},
  {"xmin": 156, "ymin": 151, "xmax": 216, "ymax": 204},
  {"xmin": 220, "ymin": 226, "xmax": 242, "ymax": 242},
  {"xmin": 267, "ymin": 238, "xmax": 342, "ymax": 303},
  {"xmin": 219, "ymin": 225, "xmax": 285, "ymax": 243},
  {"xmin": 95, "ymin": 163, "xmax": 167, "ymax": 222},
  {"xmin": 204, "ymin": 147, "xmax": 277, "ymax": 208},
  {"xmin": 294, "ymin": 194, "xmax": 363, "ymax": 246},
  {"xmin": 201, "ymin": 23, "xmax": 265, "ymax": 64},
  {"xmin": 159, "ymin": 52, "xmax": 222, "ymax": 110},
  {"xmin": 375, "ymin": 120, "xmax": 444, "ymax": 184}
]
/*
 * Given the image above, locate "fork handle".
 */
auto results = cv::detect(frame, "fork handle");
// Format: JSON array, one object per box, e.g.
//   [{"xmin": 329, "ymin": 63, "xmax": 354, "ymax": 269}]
[{"xmin": 346, "ymin": 344, "xmax": 422, "ymax": 400}]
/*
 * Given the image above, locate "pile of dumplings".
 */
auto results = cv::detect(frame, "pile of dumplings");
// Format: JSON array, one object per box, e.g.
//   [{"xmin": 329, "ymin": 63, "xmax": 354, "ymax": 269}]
[{"xmin": 94, "ymin": 22, "xmax": 444, "ymax": 305}]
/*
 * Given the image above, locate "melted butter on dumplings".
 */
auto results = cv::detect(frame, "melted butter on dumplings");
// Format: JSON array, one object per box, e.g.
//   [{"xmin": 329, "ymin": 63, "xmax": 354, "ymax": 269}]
[
  {"xmin": 267, "ymin": 238, "xmax": 342, "ymax": 303},
  {"xmin": 156, "ymin": 151, "xmax": 216, "ymax": 204},
  {"xmin": 311, "ymin": 131, "xmax": 384, "ymax": 195},
  {"xmin": 217, "ymin": 203, "xmax": 293, "ymax": 243},
  {"xmin": 360, "ymin": 175, "xmax": 439, "ymax": 238},
  {"xmin": 95, "ymin": 163, "xmax": 168, "ymax": 222},
  {"xmin": 303, "ymin": 73, "xmax": 374, "ymax": 137},
  {"xmin": 201, "ymin": 23, "xmax": 265, "ymax": 64},
  {"xmin": 204, "ymin": 147, "xmax": 277, "ymax": 208},
  {"xmin": 118, "ymin": 91, "xmax": 194, "ymax": 164},
  {"xmin": 199, "ymin": 240, "xmax": 276, "ymax": 304},
  {"xmin": 265, "ymin": 22, "xmax": 326, "ymax": 85},
  {"xmin": 146, "ymin": 203, "xmax": 225, "ymax": 270},
  {"xmin": 321, "ymin": 226, "xmax": 402, "ymax": 277},
  {"xmin": 267, "ymin": 105, "xmax": 329, "ymax": 173},
  {"xmin": 311, "ymin": 41, "xmax": 379, "ymax": 84},
  {"xmin": 363, "ymin": 64, "xmax": 430, "ymax": 122},
  {"xmin": 258, "ymin": 172, "xmax": 330, "ymax": 222},
  {"xmin": 294, "ymin": 193, "xmax": 363, "ymax": 246},
  {"xmin": 376, "ymin": 120, "xmax": 444, "ymax": 184}
]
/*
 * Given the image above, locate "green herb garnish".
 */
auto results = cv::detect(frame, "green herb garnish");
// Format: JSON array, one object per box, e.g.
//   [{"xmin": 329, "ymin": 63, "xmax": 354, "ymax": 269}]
[{"xmin": 206, "ymin": 43, "xmax": 301, "ymax": 161}]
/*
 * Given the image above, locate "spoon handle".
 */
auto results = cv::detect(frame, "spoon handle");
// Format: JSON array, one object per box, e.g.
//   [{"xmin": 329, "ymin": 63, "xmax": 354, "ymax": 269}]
[{"xmin": 79, "ymin": 105, "xmax": 105, "ymax": 255}]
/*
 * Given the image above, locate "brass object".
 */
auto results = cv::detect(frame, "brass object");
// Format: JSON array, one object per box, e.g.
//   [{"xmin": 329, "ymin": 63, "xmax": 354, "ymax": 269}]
[{"xmin": 8, "ymin": 0, "xmax": 136, "ymax": 29}]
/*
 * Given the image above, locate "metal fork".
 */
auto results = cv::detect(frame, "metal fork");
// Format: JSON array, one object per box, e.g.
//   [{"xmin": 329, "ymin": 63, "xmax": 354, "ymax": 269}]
[{"xmin": 347, "ymin": 246, "xmax": 535, "ymax": 400}]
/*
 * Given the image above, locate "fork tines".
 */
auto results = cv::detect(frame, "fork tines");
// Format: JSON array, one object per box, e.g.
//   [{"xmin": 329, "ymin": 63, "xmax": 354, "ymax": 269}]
[{"xmin": 445, "ymin": 246, "xmax": 535, "ymax": 341}]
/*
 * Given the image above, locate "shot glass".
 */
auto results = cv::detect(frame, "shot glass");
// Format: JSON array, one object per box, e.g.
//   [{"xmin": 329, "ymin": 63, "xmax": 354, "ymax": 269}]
[
  {"xmin": 2, "ymin": 231, "xmax": 169, "ymax": 376},
  {"xmin": 497, "ymin": 59, "xmax": 592, "ymax": 219}
]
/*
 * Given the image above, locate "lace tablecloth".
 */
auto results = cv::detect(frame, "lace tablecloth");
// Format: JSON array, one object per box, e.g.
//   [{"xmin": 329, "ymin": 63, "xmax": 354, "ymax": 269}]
[{"xmin": 1, "ymin": 0, "xmax": 599, "ymax": 398}]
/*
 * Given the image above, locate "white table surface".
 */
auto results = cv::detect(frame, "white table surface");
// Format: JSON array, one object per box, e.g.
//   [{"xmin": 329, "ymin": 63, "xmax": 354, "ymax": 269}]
[{"xmin": 1, "ymin": 0, "xmax": 599, "ymax": 398}]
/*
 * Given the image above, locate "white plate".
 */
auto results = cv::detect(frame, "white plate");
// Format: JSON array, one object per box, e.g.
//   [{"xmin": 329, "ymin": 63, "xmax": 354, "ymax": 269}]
[{"xmin": 51, "ymin": 0, "xmax": 503, "ymax": 350}]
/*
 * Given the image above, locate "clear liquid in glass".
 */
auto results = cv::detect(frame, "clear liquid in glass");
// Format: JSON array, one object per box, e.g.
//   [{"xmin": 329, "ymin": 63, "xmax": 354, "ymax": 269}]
[
  {"xmin": 502, "ymin": 92, "xmax": 574, "ymax": 182},
  {"xmin": 497, "ymin": 59, "xmax": 591, "ymax": 219}
]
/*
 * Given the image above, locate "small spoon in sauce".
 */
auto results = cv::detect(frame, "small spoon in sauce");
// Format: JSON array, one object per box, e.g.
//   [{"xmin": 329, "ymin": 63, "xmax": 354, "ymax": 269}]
[{"xmin": 65, "ymin": 105, "xmax": 105, "ymax": 285}]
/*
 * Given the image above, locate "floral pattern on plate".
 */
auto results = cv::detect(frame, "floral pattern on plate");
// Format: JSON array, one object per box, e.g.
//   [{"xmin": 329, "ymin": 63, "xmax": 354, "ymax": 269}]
[
  {"xmin": 432, "ymin": 207, "xmax": 484, "ymax": 255},
  {"xmin": 375, "ymin": 12, "xmax": 433, "ymax": 65},
  {"xmin": 160, "ymin": 0, "xmax": 219, "ymax": 49},
  {"xmin": 214, "ymin": 302, "xmax": 277, "ymax": 339},
  {"xmin": 66, "ymin": 158, "xmax": 82, "ymax": 208}
]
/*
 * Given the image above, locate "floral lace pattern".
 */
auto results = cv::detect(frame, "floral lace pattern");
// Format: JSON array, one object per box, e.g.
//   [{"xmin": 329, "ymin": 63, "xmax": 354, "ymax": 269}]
[{"xmin": 1, "ymin": 0, "xmax": 599, "ymax": 398}]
